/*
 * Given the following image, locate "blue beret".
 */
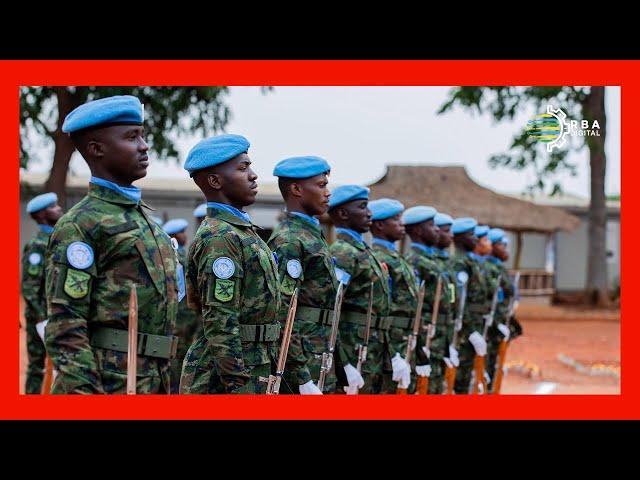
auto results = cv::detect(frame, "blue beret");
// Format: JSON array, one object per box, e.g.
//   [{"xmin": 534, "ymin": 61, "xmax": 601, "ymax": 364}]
[
  {"xmin": 474, "ymin": 225, "xmax": 490, "ymax": 238},
  {"xmin": 369, "ymin": 198, "xmax": 404, "ymax": 221},
  {"xmin": 62, "ymin": 95, "xmax": 143, "ymax": 134},
  {"xmin": 402, "ymin": 206, "xmax": 437, "ymax": 225},
  {"xmin": 328, "ymin": 185, "xmax": 369, "ymax": 210},
  {"xmin": 163, "ymin": 218, "xmax": 189, "ymax": 235},
  {"xmin": 26, "ymin": 192, "xmax": 58, "ymax": 213},
  {"xmin": 488, "ymin": 228, "xmax": 506, "ymax": 243},
  {"xmin": 434, "ymin": 213, "xmax": 453, "ymax": 227},
  {"xmin": 502, "ymin": 236, "xmax": 510, "ymax": 245},
  {"xmin": 273, "ymin": 156, "xmax": 331, "ymax": 179},
  {"xmin": 193, "ymin": 203, "xmax": 207, "ymax": 218},
  {"xmin": 184, "ymin": 134, "xmax": 250, "ymax": 176},
  {"xmin": 452, "ymin": 217, "xmax": 478, "ymax": 235}
]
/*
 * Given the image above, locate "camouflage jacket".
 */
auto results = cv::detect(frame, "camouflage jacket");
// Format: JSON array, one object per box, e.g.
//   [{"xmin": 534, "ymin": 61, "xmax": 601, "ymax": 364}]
[
  {"xmin": 267, "ymin": 213, "xmax": 338, "ymax": 385},
  {"xmin": 45, "ymin": 183, "xmax": 179, "ymax": 394},
  {"xmin": 181, "ymin": 207, "xmax": 281, "ymax": 393},
  {"xmin": 21, "ymin": 229, "xmax": 51, "ymax": 324},
  {"xmin": 175, "ymin": 247, "xmax": 200, "ymax": 334},
  {"xmin": 450, "ymin": 249, "xmax": 491, "ymax": 338},
  {"xmin": 484, "ymin": 257, "xmax": 514, "ymax": 326},
  {"xmin": 432, "ymin": 248, "xmax": 457, "ymax": 319}
]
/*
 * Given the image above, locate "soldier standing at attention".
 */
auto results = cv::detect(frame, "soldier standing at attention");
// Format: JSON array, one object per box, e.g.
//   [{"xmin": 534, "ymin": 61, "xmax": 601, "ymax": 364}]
[
  {"xmin": 268, "ymin": 156, "xmax": 337, "ymax": 394},
  {"xmin": 163, "ymin": 218, "xmax": 202, "ymax": 394},
  {"xmin": 45, "ymin": 95, "xmax": 181, "ymax": 394},
  {"xmin": 329, "ymin": 186, "xmax": 398, "ymax": 394},
  {"xmin": 22, "ymin": 192, "xmax": 63, "ymax": 394},
  {"xmin": 368, "ymin": 198, "xmax": 416, "ymax": 393},
  {"xmin": 179, "ymin": 134, "xmax": 282, "ymax": 394},
  {"xmin": 450, "ymin": 217, "xmax": 489, "ymax": 394}
]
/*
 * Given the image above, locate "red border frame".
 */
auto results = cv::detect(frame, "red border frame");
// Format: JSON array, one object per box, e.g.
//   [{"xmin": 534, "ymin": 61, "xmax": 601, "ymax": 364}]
[{"xmin": 4, "ymin": 60, "xmax": 631, "ymax": 419}]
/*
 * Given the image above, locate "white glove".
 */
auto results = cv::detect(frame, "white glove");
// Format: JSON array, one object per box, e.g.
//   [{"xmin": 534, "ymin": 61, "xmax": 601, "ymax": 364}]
[
  {"xmin": 443, "ymin": 357, "xmax": 454, "ymax": 369},
  {"xmin": 35, "ymin": 320, "xmax": 48, "ymax": 343},
  {"xmin": 497, "ymin": 324, "xmax": 510, "ymax": 340},
  {"xmin": 468, "ymin": 331, "xmax": 487, "ymax": 356},
  {"xmin": 421, "ymin": 346, "xmax": 431, "ymax": 359},
  {"xmin": 391, "ymin": 353, "xmax": 411, "ymax": 389},
  {"xmin": 298, "ymin": 380, "xmax": 323, "ymax": 395},
  {"xmin": 416, "ymin": 364, "xmax": 432, "ymax": 377},
  {"xmin": 448, "ymin": 345, "xmax": 460, "ymax": 367},
  {"xmin": 343, "ymin": 363, "xmax": 364, "ymax": 392}
]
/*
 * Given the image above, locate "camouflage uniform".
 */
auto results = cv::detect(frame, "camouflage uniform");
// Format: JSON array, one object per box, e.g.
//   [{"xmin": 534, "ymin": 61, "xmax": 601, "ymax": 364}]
[
  {"xmin": 21, "ymin": 228, "xmax": 51, "ymax": 394},
  {"xmin": 330, "ymin": 230, "xmax": 390, "ymax": 394},
  {"xmin": 268, "ymin": 213, "xmax": 339, "ymax": 393},
  {"xmin": 406, "ymin": 244, "xmax": 451, "ymax": 394},
  {"xmin": 170, "ymin": 246, "xmax": 203, "ymax": 394},
  {"xmin": 180, "ymin": 207, "xmax": 281, "ymax": 394},
  {"xmin": 371, "ymin": 239, "xmax": 419, "ymax": 393},
  {"xmin": 45, "ymin": 183, "xmax": 180, "ymax": 394},
  {"xmin": 449, "ymin": 250, "xmax": 491, "ymax": 394}
]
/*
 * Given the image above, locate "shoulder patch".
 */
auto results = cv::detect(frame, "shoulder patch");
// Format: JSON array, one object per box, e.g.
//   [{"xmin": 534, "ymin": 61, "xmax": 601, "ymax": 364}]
[
  {"xmin": 213, "ymin": 256, "xmax": 235, "ymax": 279},
  {"xmin": 66, "ymin": 242, "xmax": 94, "ymax": 269},
  {"xmin": 64, "ymin": 269, "xmax": 91, "ymax": 299},
  {"xmin": 286, "ymin": 259, "xmax": 302, "ymax": 279}
]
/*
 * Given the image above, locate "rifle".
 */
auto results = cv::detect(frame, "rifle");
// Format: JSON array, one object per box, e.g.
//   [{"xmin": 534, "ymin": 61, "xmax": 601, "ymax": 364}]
[
  {"xmin": 353, "ymin": 283, "xmax": 374, "ymax": 395},
  {"xmin": 41, "ymin": 356, "xmax": 53, "ymax": 394},
  {"xmin": 317, "ymin": 282, "xmax": 344, "ymax": 391},
  {"xmin": 445, "ymin": 271, "xmax": 468, "ymax": 394},
  {"xmin": 127, "ymin": 285, "xmax": 138, "ymax": 395},
  {"xmin": 471, "ymin": 274, "xmax": 501, "ymax": 395},
  {"xmin": 417, "ymin": 278, "xmax": 440, "ymax": 395},
  {"xmin": 398, "ymin": 279, "xmax": 426, "ymax": 394},
  {"xmin": 265, "ymin": 288, "xmax": 299, "ymax": 395},
  {"xmin": 492, "ymin": 271, "xmax": 520, "ymax": 394}
]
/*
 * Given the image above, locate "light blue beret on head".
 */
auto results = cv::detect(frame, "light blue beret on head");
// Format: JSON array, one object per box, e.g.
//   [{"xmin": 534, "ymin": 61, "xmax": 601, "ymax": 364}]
[
  {"xmin": 434, "ymin": 213, "xmax": 453, "ymax": 227},
  {"xmin": 273, "ymin": 156, "xmax": 331, "ymax": 179},
  {"xmin": 369, "ymin": 198, "xmax": 405, "ymax": 221},
  {"xmin": 62, "ymin": 95, "xmax": 143, "ymax": 134},
  {"xmin": 193, "ymin": 203, "xmax": 207, "ymax": 218},
  {"xmin": 163, "ymin": 218, "xmax": 189, "ymax": 235},
  {"xmin": 452, "ymin": 217, "xmax": 478, "ymax": 235},
  {"xmin": 328, "ymin": 185, "xmax": 369, "ymax": 210},
  {"xmin": 474, "ymin": 225, "xmax": 490, "ymax": 238},
  {"xmin": 26, "ymin": 192, "xmax": 58, "ymax": 213},
  {"xmin": 488, "ymin": 228, "xmax": 506, "ymax": 243},
  {"xmin": 184, "ymin": 134, "xmax": 250, "ymax": 176},
  {"xmin": 401, "ymin": 206, "xmax": 437, "ymax": 226}
]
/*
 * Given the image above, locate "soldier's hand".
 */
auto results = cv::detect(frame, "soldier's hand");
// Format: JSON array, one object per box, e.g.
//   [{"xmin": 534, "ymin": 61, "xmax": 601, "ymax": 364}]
[
  {"xmin": 299, "ymin": 380, "xmax": 323, "ymax": 395},
  {"xmin": 35, "ymin": 320, "xmax": 48, "ymax": 343},
  {"xmin": 416, "ymin": 364, "xmax": 431, "ymax": 377},
  {"xmin": 391, "ymin": 353, "xmax": 411, "ymax": 388},
  {"xmin": 343, "ymin": 364, "xmax": 364, "ymax": 392},
  {"xmin": 497, "ymin": 324, "xmax": 510, "ymax": 339},
  {"xmin": 448, "ymin": 345, "xmax": 460, "ymax": 367},
  {"xmin": 469, "ymin": 331, "xmax": 487, "ymax": 356}
]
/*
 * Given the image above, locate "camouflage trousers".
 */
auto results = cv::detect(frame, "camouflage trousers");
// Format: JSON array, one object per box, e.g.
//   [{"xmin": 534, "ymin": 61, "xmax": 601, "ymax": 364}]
[
  {"xmin": 486, "ymin": 327, "xmax": 502, "ymax": 393},
  {"xmin": 381, "ymin": 326, "xmax": 412, "ymax": 394},
  {"xmin": 453, "ymin": 339, "xmax": 476, "ymax": 395},
  {"xmin": 25, "ymin": 321, "xmax": 46, "ymax": 394},
  {"xmin": 427, "ymin": 322, "xmax": 451, "ymax": 395},
  {"xmin": 170, "ymin": 312, "xmax": 202, "ymax": 394}
]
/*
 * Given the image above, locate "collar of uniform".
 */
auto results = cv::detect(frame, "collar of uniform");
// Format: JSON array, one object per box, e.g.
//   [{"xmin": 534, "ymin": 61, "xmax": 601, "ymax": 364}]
[
  {"xmin": 412, "ymin": 242, "xmax": 436, "ymax": 255},
  {"xmin": 90, "ymin": 176, "xmax": 142, "ymax": 203},
  {"xmin": 487, "ymin": 255, "xmax": 501, "ymax": 265},
  {"xmin": 207, "ymin": 204, "xmax": 253, "ymax": 227},
  {"xmin": 88, "ymin": 182, "xmax": 141, "ymax": 206},
  {"xmin": 207, "ymin": 202, "xmax": 252, "ymax": 224},
  {"xmin": 372, "ymin": 237, "xmax": 397, "ymax": 252},
  {"xmin": 38, "ymin": 224, "xmax": 54, "ymax": 234},
  {"xmin": 335, "ymin": 228, "xmax": 367, "ymax": 250},
  {"xmin": 287, "ymin": 211, "xmax": 321, "ymax": 233},
  {"xmin": 437, "ymin": 248, "xmax": 450, "ymax": 259}
]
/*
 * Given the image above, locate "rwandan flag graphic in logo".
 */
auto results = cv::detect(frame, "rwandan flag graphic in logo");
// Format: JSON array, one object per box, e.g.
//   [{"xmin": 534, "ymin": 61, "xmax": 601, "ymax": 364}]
[{"xmin": 526, "ymin": 113, "xmax": 561, "ymax": 143}]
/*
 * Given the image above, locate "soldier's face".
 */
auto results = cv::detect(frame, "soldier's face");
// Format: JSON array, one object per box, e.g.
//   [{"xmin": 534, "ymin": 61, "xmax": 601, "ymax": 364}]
[
  {"xmin": 375, "ymin": 213, "xmax": 405, "ymax": 241},
  {"xmin": 341, "ymin": 199, "xmax": 372, "ymax": 233},
  {"xmin": 44, "ymin": 202, "xmax": 63, "ymax": 225},
  {"xmin": 493, "ymin": 241, "xmax": 508, "ymax": 261},
  {"xmin": 475, "ymin": 236, "xmax": 492, "ymax": 256},
  {"xmin": 298, "ymin": 173, "xmax": 331, "ymax": 216},
  {"xmin": 456, "ymin": 230, "xmax": 477, "ymax": 251},
  {"xmin": 97, "ymin": 125, "xmax": 149, "ymax": 184},
  {"xmin": 216, "ymin": 153, "xmax": 258, "ymax": 208},
  {"xmin": 422, "ymin": 219, "xmax": 440, "ymax": 245},
  {"xmin": 437, "ymin": 224, "xmax": 453, "ymax": 249}
]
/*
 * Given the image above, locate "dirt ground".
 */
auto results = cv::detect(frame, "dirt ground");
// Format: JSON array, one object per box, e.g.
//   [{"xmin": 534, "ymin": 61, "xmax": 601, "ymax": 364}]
[{"xmin": 19, "ymin": 300, "xmax": 621, "ymax": 395}]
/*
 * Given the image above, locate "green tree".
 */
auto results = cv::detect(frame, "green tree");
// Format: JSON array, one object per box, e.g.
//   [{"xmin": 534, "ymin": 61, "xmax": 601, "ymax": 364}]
[
  {"xmin": 438, "ymin": 87, "xmax": 610, "ymax": 306},
  {"xmin": 20, "ymin": 86, "xmax": 237, "ymax": 202}
]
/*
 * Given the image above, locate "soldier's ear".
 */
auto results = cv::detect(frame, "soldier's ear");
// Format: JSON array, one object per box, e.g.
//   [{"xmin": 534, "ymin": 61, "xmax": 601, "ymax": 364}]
[
  {"xmin": 289, "ymin": 181, "xmax": 303, "ymax": 198},
  {"xmin": 336, "ymin": 206, "xmax": 349, "ymax": 221},
  {"xmin": 86, "ymin": 139, "xmax": 104, "ymax": 159},
  {"xmin": 207, "ymin": 173, "xmax": 222, "ymax": 191}
]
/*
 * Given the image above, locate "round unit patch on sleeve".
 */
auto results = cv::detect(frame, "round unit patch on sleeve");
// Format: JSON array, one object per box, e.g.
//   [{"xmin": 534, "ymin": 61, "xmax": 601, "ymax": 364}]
[
  {"xmin": 286, "ymin": 259, "xmax": 302, "ymax": 279},
  {"xmin": 212, "ymin": 256, "xmax": 235, "ymax": 279},
  {"xmin": 66, "ymin": 242, "xmax": 94, "ymax": 270},
  {"xmin": 28, "ymin": 253, "xmax": 42, "ymax": 265}
]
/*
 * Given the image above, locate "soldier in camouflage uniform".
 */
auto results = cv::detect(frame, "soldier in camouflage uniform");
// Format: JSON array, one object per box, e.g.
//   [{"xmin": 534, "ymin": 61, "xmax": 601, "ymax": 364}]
[
  {"xmin": 45, "ymin": 95, "xmax": 180, "ymax": 394},
  {"xmin": 268, "ymin": 156, "xmax": 338, "ymax": 394},
  {"xmin": 328, "ymin": 185, "xmax": 401, "ymax": 394},
  {"xmin": 21, "ymin": 192, "xmax": 63, "ymax": 394},
  {"xmin": 450, "ymin": 218, "xmax": 491, "ymax": 394},
  {"xmin": 404, "ymin": 206, "xmax": 450, "ymax": 394},
  {"xmin": 163, "ymin": 218, "xmax": 203, "ymax": 394},
  {"xmin": 369, "ymin": 199, "xmax": 418, "ymax": 393},
  {"xmin": 180, "ymin": 134, "xmax": 282, "ymax": 394}
]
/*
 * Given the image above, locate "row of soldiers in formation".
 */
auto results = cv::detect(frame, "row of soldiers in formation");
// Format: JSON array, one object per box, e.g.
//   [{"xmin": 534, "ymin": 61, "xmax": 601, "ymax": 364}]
[{"xmin": 21, "ymin": 94, "xmax": 522, "ymax": 395}]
